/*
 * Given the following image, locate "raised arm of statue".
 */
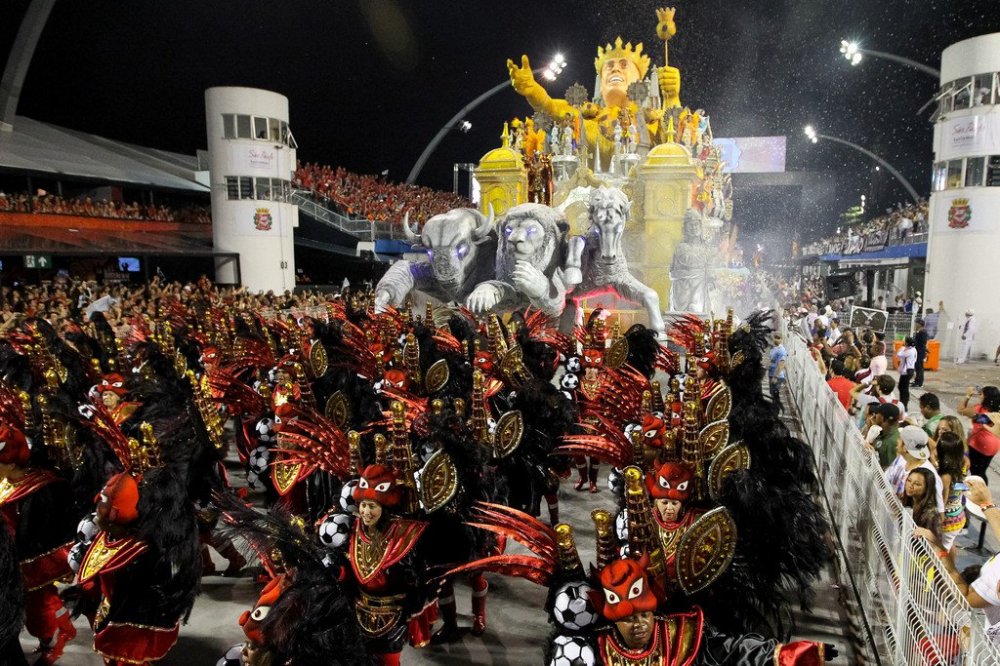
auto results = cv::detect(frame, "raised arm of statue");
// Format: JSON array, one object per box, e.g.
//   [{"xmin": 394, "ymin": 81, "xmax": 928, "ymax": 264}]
[
  {"xmin": 507, "ymin": 55, "xmax": 573, "ymax": 119},
  {"xmin": 374, "ymin": 260, "xmax": 433, "ymax": 311}
]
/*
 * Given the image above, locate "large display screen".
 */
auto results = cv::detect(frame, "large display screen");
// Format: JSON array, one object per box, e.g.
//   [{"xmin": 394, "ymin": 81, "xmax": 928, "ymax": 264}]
[{"xmin": 713, "ymin": 136, "xmax": 787, "ymax": 173}]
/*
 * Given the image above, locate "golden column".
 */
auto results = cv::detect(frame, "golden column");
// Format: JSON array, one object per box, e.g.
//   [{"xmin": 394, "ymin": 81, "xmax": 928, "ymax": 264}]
[
  {"xmin": 474, "ymin": 123, "xmax": 527, "ymax": 217},
  {"xmin": 636, "ymin": 141, "xmax": 699, "ymax": 307}
]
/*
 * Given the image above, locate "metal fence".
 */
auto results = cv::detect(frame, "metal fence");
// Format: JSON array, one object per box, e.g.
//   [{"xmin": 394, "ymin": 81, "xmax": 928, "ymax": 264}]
[{"xmin": 780, "ymin": 315, "xmax": 1000, "ymax": 665}]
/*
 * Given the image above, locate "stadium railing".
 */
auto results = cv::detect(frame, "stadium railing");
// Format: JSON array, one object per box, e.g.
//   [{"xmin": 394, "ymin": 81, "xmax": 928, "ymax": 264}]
[{"xmin": 780, "ymin": 313, "xmax": 1000, "ymax": 665}]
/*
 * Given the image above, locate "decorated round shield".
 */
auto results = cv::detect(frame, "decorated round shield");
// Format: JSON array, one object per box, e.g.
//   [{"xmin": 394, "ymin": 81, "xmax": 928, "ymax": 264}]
[{"xmin": 675, "ymin": 506, "xmax": 737, "ymax": 595}]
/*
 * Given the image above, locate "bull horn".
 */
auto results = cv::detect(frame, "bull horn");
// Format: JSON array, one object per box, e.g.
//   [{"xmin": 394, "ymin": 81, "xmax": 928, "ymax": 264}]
[
  {"xmin": 402, "ymin": 211, "xmax": 418, "ymax": 243},
  {"xmin": 473, "ymin": 203, "xmax": 495, "ymax": 240}
]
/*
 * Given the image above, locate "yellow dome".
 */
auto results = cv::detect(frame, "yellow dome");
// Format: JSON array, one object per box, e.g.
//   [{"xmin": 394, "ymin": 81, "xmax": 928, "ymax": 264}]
[
  {"xmin": 644, "ymin": 142, "xmax": 692, "ymax": 165},
  {"xmin": 478, "ymin": 145, "xmax": 523, "ymax": 171}
]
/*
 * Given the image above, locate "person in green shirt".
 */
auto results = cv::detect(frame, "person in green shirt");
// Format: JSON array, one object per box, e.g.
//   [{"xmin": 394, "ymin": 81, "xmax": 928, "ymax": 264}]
[
  {"xmin": 920, "ymin": 393, "xmax": 943, "ymax": 438},
  {"xmin": 864, "ymin": 402, "xmax": 901, "ymax": 469}
]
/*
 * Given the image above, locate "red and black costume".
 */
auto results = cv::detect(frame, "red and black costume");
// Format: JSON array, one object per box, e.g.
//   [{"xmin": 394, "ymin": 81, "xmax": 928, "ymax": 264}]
[
  {"xmin": 0, "ymin": 421, "xmax": 78, "ymax": 665},
  {"xmin": 645, "ymin": 461, "xmax": 701, "ymax": 586}
]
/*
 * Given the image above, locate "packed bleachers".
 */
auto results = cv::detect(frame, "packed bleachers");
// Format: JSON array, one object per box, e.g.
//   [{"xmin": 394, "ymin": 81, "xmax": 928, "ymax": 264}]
[
  {"xmin": 0, "ymin": 191, "xmax": 212, "ymax": 224},
  {"xmin": 293, "ymin": 163, "xmax": 470, "ymax": 225},
  {"xmin": 801, "ymin": 200, "xmax": 929, "ymax": 257}
]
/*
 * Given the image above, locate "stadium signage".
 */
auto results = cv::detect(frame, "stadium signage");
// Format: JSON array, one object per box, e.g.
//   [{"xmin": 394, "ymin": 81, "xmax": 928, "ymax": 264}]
[{"xmin": 23, "ymin": 254, "xmax": 52, "ymax": 269}]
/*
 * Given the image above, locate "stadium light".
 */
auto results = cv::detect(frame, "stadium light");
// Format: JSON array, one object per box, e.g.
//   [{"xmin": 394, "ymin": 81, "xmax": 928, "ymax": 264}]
[
  {"xmin": 803, "ymin": 125, "xmax": 818, "ymax": 143},
  {"xmin": 838, "ymin": 38, "xmax": 938, "ymax": 78},
  {"xmin": 407, "ymin": 52, "xmax": 569, "ymax": 184},
  {"xmin": 458, "ymin": 120, "xmax": 472, "ymax": 133}
]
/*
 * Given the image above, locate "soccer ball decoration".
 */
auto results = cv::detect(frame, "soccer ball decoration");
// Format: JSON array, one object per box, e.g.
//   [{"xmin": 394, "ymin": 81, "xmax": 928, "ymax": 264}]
[
  {"xmin": 246, "ymin": 469, "xmax": 264, "ymax": 492},
  {"xmin": 565, "ymin": 356, "xmax": 582, "ymax": 374},
  {"xmin": 216, "ymin": 644, "xmax": 243, "ymax": 666},
  {"xmin": 552, "ymin": 581, "xmax": 598, "ymax": 631},
  {"xmin": 339, "ymin": 479, "xmax": 360, "ymax": 514},
  {"xmin": 318, "ymin": 512, "xmax": 353, "ymax": 550},
  {"xmin": 248, "ymin": 446, "xmax": 271, "ymax": 474},
  {"xmin": 560, "ymin": 373, "xmax": 580, "ymax": 391},
  {"xmin": 77, "ymin": 512, "xmax": 99, "ymax": 544},
  {"xmin": 68, "ymin": 540, "xmax": 88, "ymax": 572},
  {"xmin": 255, "ymin": 417, "xmax": 276, "ymax": 443},
  {"xmin": 615, "ymin": 507, "xmax": 629, "ymax": 542},
  {"xmin": 549, "ymin": 634, "xmax": 596, "ymax": 666},
  {"xmin": 607, "ymin": 467, "xmax": 624, "ymax": 494}
]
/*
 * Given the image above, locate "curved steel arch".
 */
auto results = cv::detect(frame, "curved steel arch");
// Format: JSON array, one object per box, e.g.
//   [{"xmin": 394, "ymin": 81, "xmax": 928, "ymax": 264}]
[{"xmin": 0, "ymin": 0, "xmax": 58, "ymax": 130}]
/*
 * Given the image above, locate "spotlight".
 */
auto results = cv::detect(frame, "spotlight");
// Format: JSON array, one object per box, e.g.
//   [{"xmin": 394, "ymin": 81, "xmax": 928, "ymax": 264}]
[
  {"xmin": 804, "ymin": 125, "xmax": 818, "ymax": 142},
  {"xmin": 458, "ymin": 120, "xmax": 472, "ymax": 133}
]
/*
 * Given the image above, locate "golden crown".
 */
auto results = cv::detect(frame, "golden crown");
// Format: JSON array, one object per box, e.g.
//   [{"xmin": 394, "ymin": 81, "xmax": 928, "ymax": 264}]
[{"xmin": 595, "ymin": 37, "xmax": 651, "ymax": 79}]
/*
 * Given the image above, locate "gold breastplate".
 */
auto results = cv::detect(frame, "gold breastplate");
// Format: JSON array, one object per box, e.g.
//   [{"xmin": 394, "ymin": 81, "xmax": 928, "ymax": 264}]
[
  {"xmin": 601, "ymin": 625, "xmax": 665, "ymax": 666},
  {"xmin": 353, "ymin": 527, "xmax": 389, "ymax": 582},
  {"xmin": 659, "ymin": 523, "xmax": 684, "ymax": 558}
]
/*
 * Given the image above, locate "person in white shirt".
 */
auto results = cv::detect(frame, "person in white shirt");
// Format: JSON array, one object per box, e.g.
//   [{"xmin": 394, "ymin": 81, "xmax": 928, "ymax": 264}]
[
  {"xmin": 857, "ymin": 340, "xmax": 888, "ymax": 385},
  {"xmin": 896, "ymin": 336, "xmax": 917, "ymax": 410},
  {"xmin": 826, "ymin": 318, "xmax": 841, "ymax": 344},
  {"xmin": 958, "ymin": 309, "xmax": 977, "ymax": 363}
]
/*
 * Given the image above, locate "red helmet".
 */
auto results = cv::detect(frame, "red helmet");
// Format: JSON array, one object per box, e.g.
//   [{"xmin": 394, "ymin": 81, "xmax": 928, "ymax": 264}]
[
  {"xmin": 239, "ymin": 575, "xmax": 285, "ymax": 645},
  {"xmin": 96, "ymin": 472, "xmax": 141, "ymax": 526},
  {"xmin": 352, "ymin": 464, "xmax": 400, "ymax": 507},
  {"xmin": 645, "ymin": 462, "xmax": 695, "ymax": 501},
  {"xmin": 381, "ymin": 368, "xmax": 409, "ymax": 392},
  {"xmin": 598, "ymin": 555, "xmax": 658, "ymax": 621},
  {"xmin": 581, "ymin": 346, "xmax": 604, "ymax": 369},
  {"xmin": 640, "ymin": 414, "xmax": 667, "ymax": 449},
  {"xmin": 0, "ymin": 424, "xmax": 30, "ymax": 466}
]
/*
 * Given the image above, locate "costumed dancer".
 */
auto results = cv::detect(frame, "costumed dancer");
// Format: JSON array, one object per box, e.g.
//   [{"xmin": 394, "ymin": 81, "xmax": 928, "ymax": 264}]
[
  {"xmin": 0, "ymin": 379, "xmax": 78, "ymax": 665},
  {"xmin": 0, "ymin": 506, "xmax": 28, "ymax": 665}
]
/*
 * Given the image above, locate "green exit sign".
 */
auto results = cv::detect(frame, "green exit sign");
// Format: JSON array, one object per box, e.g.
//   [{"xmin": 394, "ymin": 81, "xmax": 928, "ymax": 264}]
[{"xmin": 24, "ymin": 254, "xmax": 53, "ymax": 269}]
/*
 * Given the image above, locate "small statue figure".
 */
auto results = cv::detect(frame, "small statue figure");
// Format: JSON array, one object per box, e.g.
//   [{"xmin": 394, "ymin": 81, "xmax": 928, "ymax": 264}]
[
  {"xmin": 612, "ymin": 120, "xmax": 623, "ymax": 155},
  {"xmin": 562, "ymin": 186, "xmax": 665, "ymax": 333},
  {"xmin": 549, "ymin": 123, "xmax": 561, "ymax": 155},
  {"xmin": 669, "ymin": 209, "xmax": 713, "ymax": 312},
  {"xmin": 627, "ymin": 122, "xmax": 639, "ymax": 154}
]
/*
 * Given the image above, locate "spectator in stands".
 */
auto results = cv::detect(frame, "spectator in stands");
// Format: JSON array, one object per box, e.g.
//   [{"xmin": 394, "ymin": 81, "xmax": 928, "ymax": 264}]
[
  {"xmin": 930, "ymin": 415, "xmax": 968, "ymax": 468},
  {"xmin": 959, "ymin": 386, "xmax": 1000, "ymax": 482},
  {"xmin": 864, "ymin": 402, "xmax": 902, "ymax": 469},
  {"xmin": 886, "ymin": 426, "xmax": 945, "ymax": 514},
  {"xmin": 826, "ymin": 317, "xmax": 841, "ymax": 344},
  {"xmin": 912, "ymin": 319, "xmax": 928, "ymax": 388},
  {"xmin": 856, "ymin": 339, "xmax": 887, "ymax": 384},
  {"xmin": 934, "ymin": 477, "xmax": 1000, "ymax": 643},
  {"xmin": 853, "ymin": 374, "xmax": 904, "ymax": 426},
  {"xmin": 896, "ymin": 337, "xmax": 917, "ymax": 411},
  {"xmin": 920, "ymin": 393, "xmax": 943, "ymax": 439},
  {"xmin": 827, "ymin": 359, "xmax": 856, "ymax": 410},
  {"xmin": 901, "ymin": 467, "xmax": 943, "ymax": 542},
  {"xmin": 935, "ymin": 431, "xmax": 968, "ymax": 556},
  {"xmin": 768, "ymin": 333, "xmax": 787, "ymax": 414}
]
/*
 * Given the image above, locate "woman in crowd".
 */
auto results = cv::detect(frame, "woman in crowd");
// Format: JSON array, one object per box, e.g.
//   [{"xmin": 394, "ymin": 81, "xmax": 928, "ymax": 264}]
[
  {"xmin": 901, "ymin": 468, "xmax": 942, "ymax": 543},
  {"xmin": 930, "ymin": 415, "xmax": 967, "ymax": 466},
  {"xmin": 958, "ymin": 385, "xmax": 1000, "ymax": 482},
  {"xmin": 935, "ymin": 431, "xmax": 968, "ymax": 557}
]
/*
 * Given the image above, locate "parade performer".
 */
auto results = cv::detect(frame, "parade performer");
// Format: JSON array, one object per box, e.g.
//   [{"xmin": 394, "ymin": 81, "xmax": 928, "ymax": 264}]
[{"xmin": 0, "ymin": 416, "xmax": 77, "ymax": 665}]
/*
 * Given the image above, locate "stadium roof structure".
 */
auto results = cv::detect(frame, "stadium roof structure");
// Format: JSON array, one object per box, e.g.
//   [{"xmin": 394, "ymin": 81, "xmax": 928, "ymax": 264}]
[{"xmin": 0, "ymin": 116, "xmax": 208, "ymax": 192}]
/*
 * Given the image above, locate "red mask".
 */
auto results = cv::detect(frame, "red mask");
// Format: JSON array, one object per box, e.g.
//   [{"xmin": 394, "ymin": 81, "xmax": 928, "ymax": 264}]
[
  {"xmin": 96, "ymin": 472, "xmax": 140, "ymax": 526},
  {"xmin": 641, "ymin": 414, "xmax": 666, "ymax": 449},
  {"xmin": 200, "ymin": 346, "xmax": 220, "ymax": 367},
  {"xmin": 0, "ymin": 424, "xmax": 30, "ymax": 466},
  {"xmin": 645, "ymin": 462, "xmax": 695, "ymax": 501},
  {"xmin": 473, "ymin": 350, "xmax": 494, "ymax": 374},
  {"xmin": 581, "ymin": 347, "xmax": 604, "ymax": 369},
  {"xmin": 382, "ymin": 369, "xmax": 409, "ymax": 391},
  {"xmin": 98, "ymin": 373, "xmax": 127, "ymax": 398},
  {"xmin": 352, "ymin": 464, "xmax": 400, "ymax": 507},
  {"xmin": 239, "ymin": 575, "xmax": 285, "ymax": 645},
  {"xmin": 598, "ymin": 555, "xmax": 658, "ymax": 621}
]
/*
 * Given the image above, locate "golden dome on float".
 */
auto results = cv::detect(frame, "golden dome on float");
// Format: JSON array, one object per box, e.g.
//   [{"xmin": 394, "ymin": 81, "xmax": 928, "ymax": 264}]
[
  {"xmin": 643, "ymin": 141, "xmax": 693, "ymax": 166},
  {"xmin": 477, "ymin": 122, "xmax": 524, "ymax": 172}
]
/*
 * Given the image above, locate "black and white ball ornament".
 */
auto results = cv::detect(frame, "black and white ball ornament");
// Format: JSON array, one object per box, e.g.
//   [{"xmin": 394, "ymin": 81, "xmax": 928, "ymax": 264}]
[
  {"xmin": 338, "ymin": 479, "xmax": 360, "ymax": 514},
  {"xmin": 317, "ymin": 512, "xmax": 353, "ymax": 550},
  {"xmin": 68, "ymin": 540, "xmax": 88, "ymax": 572},
  {"xmin": 607, "ymin": 467, "xmax": 624, "ymax": 494},
  {"xmin": 77, "ymin": 512, "xmax": 99, "ymax": 544},
  {"xmin": 615, "ymin": 507, "xmax": 629, "ymax": 542},
  {"xmin": 255, "ymin": 417, "xmax": 275, "ymax": 443},
  {"xmin": 552, "ymin": 581, "xmax": 598, "ymax": 631},
  {"xmin": 549, "ymin": 634, "xmax": 596, "ymax": 666},
  {"xmin": 216, "ymin": 644, "xmax": 244, "ymax": 666},
  {"xmin": 565, "ymin": 356, "xmax": 582, "ymax": 374},
  {"xmin": 560, "ymin": 373, "xmax": 580, "ymax": 391},
  {"xmin": 246, "ymin": 469, "xmax": 265, "ymax": 492},
  {"xmin": 248, "ymin": 446, "xmax": 271, "ymax": 474}
]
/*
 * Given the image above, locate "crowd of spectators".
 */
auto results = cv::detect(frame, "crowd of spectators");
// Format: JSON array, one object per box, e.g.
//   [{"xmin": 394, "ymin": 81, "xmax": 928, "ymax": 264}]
[
  {"xmin": 801, "ymin": 199, "xmax": 930, "ymax": 257},
  {"xmin": 0, "ymin": 191, "xmax": 212, "ymax": 225},
  {"xmin": 293, "ymin": 163, "xmax": 470, "ymax": 225}
]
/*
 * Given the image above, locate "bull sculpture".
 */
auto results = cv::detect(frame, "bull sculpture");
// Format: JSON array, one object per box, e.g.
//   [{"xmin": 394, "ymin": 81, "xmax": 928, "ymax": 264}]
[
  {"xmin": 562, "ymin": 186, "xmax": 665, "ymax": 333},
  {"xmin": 374, "ymin": 207, "xmax": 497, "ymax": 310}
]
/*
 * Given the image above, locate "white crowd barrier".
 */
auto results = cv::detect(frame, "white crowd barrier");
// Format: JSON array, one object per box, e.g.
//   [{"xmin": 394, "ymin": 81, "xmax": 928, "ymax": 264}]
[{"xmin": 779, "ymin": 316, "xmax": 1000, "ymax": 665}]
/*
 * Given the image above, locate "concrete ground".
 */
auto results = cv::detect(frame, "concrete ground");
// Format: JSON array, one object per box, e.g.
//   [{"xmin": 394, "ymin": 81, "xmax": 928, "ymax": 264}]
[{"xmin": 20, "ymin": 389, "xmax": 854, "ymax": 665}]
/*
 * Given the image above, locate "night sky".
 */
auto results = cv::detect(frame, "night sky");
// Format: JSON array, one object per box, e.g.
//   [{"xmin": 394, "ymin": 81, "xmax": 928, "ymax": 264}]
[{"xmin": 3, "ymin": 0, "xmax": 999, "ymax": 244}]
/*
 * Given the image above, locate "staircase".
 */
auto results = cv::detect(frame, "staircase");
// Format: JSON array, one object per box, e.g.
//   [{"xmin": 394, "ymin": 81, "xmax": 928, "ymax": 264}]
[{"xmin": 289, "ymin": 190, "xmax": 409, "ymax": 242}]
